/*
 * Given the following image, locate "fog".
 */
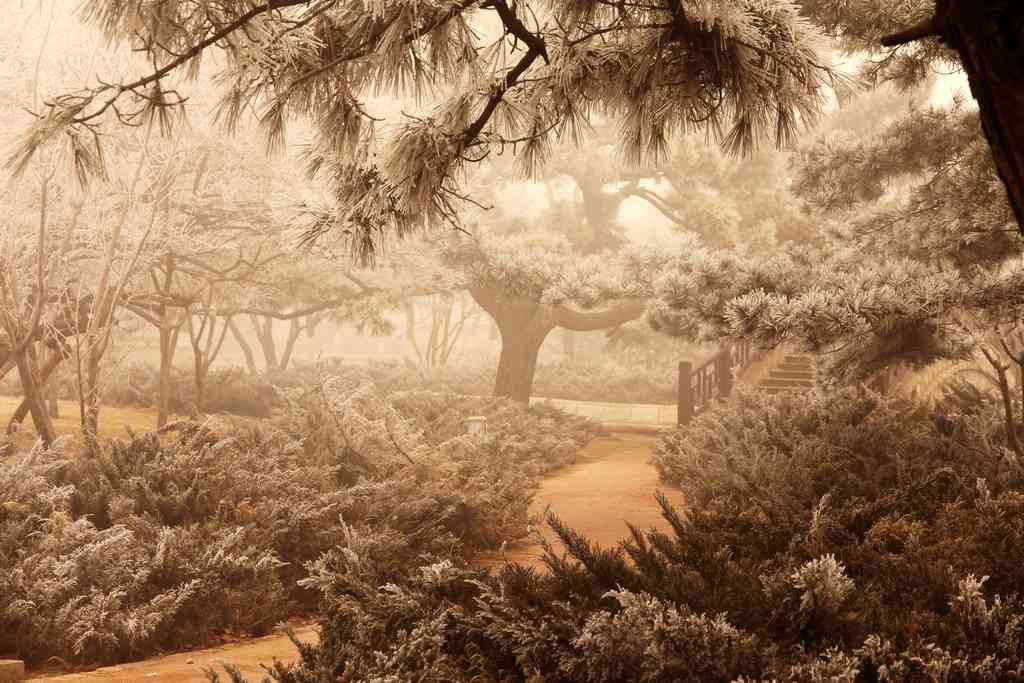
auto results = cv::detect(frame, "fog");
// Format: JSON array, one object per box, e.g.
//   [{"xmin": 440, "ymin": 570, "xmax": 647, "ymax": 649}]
[{"xmin": 2, "ymin": 1, "xmax": 1023, "ymax": 681}]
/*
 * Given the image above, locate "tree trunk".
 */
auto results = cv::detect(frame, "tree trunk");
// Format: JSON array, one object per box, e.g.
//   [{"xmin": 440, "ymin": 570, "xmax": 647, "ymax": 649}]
[
  {"xmin": 278, "ymin": 318, "xmax": 303, "ymax": 372},
  {"xmin": 252, "ymin": 316, "xmax": 280, "ymax": 372},
  {"xmin": 884, "ymin": 3, "xmax": 1024, "ymax": 231},
  {"xmin": 470, "ymin": 284, "xmax": 645, "ymax": 403},
  {"xmin": 405, "ymin": 301, "xmax": 424, "ymax": 365},
  {"xmin": 228, "ymin": 318, "xmax": 259, "ymax": 374},
  {"xmin": 82, "ymin": 347, "xmax": 103, "ymax": 441},
  {"xmin": 15, "ymin": 351, "xmax": 55, "ymax": 446},
  {"xmin": 939, "ymin": 1, "xmax": 1024, "ymax": 232},
  {"xmin": 494, "ymin": 324, "xmax": 551, "ymax": 403},
  {"xmin": 193, "ymin": 359, "xmax": 206, "ymax": 414},
  {"xmin": 9, "ymin": 351, "xmax": 63, "ymax": 433},
  {"xmin": 157, "ymin": 322, "xmax": 181, "ymax": 428},
  {"xmin": 47, "ymin": 375, "xmax": 59, "ymax": 418}
]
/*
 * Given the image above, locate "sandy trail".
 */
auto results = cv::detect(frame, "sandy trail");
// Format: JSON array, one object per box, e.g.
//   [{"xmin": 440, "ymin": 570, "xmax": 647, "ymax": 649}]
[
  {"xmin": 479, "ymin": 432, "xmax": 684, "ymax": 571},
  {"xmin": 27, "ymin": 625, "xmax": 318, "ymax": 683}
]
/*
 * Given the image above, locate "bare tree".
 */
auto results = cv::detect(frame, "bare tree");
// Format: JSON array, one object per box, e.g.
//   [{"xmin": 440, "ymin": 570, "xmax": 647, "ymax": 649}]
[
  {"xmin": 183, "ymin": 284, "xmax": 232, "ymax": 413},
  {"xmin": 404, "ymin": 293, "xmax": 479, "ymax": 370}
]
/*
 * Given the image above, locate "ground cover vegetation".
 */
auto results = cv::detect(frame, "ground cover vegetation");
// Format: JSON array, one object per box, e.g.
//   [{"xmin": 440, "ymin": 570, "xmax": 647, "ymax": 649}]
[
  {"xmin": 5, "ymin": 0, "xmax": 1024, "ymax": 680},
  {"xmin": 212, "ymin": 386, "xmax": 1024, "ymax": 682},
  {"xmin": 0, "ymin": 355, "xmax": 684, "ymax": 413},
  {"xmin": 0, "ymin": 379, "xmax": 597, "ymax": 666}
]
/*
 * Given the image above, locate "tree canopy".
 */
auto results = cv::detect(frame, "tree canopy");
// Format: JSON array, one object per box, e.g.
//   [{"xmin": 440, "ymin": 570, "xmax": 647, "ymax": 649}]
[{"xmin": 12, "ymin": 0, "xmax": 841, "ymax": 262}]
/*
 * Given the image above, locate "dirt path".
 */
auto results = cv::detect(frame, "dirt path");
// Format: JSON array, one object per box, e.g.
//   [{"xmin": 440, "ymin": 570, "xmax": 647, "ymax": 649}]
[
  {"xmin": 27, "ymin": 625, "xmax": 318, "ymax": 683},
  {"xmin": 479, "ymin": 432, "xmax": 684, "ymax": 571}
]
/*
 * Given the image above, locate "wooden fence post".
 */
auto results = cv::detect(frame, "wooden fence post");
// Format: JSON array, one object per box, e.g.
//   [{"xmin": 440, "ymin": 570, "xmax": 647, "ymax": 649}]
[
  {"xmin": 678, "ymin": 361, "xmax": 694, "ymax": 426},
  {"xmin": 715, "ymin": 347, "xmax": 734, "ymax": 399}
]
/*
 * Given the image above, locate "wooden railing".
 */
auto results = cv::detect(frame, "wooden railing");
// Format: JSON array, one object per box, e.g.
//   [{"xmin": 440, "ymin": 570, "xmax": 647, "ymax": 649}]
[{"xmin": 677, "ymin": 340, "xmax": 757, "ymax": 425}]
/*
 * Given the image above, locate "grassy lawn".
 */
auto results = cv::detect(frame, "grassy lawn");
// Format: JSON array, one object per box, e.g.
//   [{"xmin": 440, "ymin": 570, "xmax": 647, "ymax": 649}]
[{"xmin": 0, "ymin": 396, "xmax": 165, "ymax": 452}]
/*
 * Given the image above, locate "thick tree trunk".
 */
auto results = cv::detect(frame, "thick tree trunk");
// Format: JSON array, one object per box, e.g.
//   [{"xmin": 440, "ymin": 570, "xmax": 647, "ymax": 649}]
[
  {"xmin": 939, "ymin": 1, "xmax": 1024, "ymax": 232},
  {"xmin": 469, "ymin": 284, "xmax": 645, "ymax": 403},
  {"xmin": 15, "ymin": 351, "xmax": 55, "ymax": 446},
  {"xmin": 884, "ymin": 3, "xmax": 1024, "ymax": 231},
  {"xmin": 494, "ymin": 324, "xmax": 551, "ymax": 403}
]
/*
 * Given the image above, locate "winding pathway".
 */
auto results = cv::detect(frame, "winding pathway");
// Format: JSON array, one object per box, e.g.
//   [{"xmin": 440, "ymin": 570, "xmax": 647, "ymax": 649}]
[
  {"xmin": 479, "ymin": 432, "xmax": 684, "ymax": 571},
  {"xmin": 27, "ymin": 433, "xmax": 676, "ymax": 681}
]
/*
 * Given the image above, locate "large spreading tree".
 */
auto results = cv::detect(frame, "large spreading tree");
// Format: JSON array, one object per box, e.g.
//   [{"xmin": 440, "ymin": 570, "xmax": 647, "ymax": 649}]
[
  {"xmin": 11, "ymin": 0, "xmax": 841, "ymax": 262},
  {"xmin": 447, "ymin": 230, "xmax": 656, "ymax": 401},
  {"xmin": 648, "ymin": 51, "xmax": 1024, "ymax": 384},
  {"xmin": 8, "ymin": 0, "xmax": 1024, "ymax": 412}
]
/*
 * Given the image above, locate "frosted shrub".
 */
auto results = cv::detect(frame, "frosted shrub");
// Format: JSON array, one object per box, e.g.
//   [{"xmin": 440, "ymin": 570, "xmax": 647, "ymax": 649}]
[
  {"xmin": 1, "ymin": 381, "xmax": 597, "ymax": 668},
  {"xmin": 235, "ymin": 384, "xmax": 1024, "ymax": 682},
  {"xmin": 569, "ymin": 590, "xmax": 767, "ymax": 682},
  {"xmin": 789, "ymin": 555, "xmax": 855, "ymax": 632}
]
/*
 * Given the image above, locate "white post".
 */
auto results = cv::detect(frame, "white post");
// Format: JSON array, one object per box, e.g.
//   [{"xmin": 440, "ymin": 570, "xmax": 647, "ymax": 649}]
[{"xmin": 465, "ymin": 416, "xmax": 488, "ymax": 436}]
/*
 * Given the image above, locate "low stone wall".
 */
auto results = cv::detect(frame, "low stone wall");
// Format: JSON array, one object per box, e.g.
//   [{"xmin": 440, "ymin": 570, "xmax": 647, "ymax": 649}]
[
  {"xmin": 0, "ymin": 660, "xmax": 24, "ymax": 683},
  {"xmin": 530, "ymin": 397, "xmax": 677, "ymax": 426}
]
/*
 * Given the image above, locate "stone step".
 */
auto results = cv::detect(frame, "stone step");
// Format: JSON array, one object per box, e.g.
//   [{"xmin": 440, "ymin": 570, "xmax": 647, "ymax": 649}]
[
  {"xmin": 776, "ymin": 362, "xmax": 815, "ymax": 373},
  {"xmin": 0, "ymin": 660, "xmax": 24, "ymax": 683},
  {"xmin": 783, "ymin": 355, "xmax": 814, "ymax": 364},
  {"xmin": 768, "ymin": 369, "xmax": 815, "ymax": 381}
]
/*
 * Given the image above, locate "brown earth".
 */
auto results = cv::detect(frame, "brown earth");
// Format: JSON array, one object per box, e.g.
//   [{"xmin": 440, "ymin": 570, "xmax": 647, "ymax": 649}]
[
  {"xmin": 27, "ymin": 625, "xmax": 318, "ymax": 683},
  {"xmin": 478, "ymin": 432, "xmax": 684, "ymax": 570}
]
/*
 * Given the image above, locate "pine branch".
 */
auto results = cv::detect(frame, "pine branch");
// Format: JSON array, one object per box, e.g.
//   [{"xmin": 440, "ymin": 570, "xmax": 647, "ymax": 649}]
[
  {"xmin": 880, "ymin": 17, "xmax": 942, "ymax": 47},
  {"xmin": 65, "ymin": 0, "xmax": 314, "ymax": 127}
]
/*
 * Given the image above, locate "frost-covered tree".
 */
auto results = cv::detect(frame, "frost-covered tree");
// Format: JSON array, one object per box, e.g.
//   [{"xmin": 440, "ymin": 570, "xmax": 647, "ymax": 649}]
[
  {"xmin": 643, "ymin": 0, "xmax": 1024, "ymax": 387},
  {"xmin": 650, "ymin": 75, "xmax": 1022, "ymax": 385},
  {"xmin": 802, "ymin": 0, "xmax": 1024, "ymax": 236},
  {"xmin": 449, "ymin": 229, "xmax": 678, "ymax": 401},
  {"xmin": 11, "ymin": 0, "xmax": 840, "ymax": 262},
  {"xmin": 485, "ymin": 121, "xmax": 818, "ymax": 254}
]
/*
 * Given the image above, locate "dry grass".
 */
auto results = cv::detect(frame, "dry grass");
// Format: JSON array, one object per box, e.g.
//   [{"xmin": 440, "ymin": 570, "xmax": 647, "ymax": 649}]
[{"xmin": 0, "ymin": 396, "xmax": 168, "ymax": 452}]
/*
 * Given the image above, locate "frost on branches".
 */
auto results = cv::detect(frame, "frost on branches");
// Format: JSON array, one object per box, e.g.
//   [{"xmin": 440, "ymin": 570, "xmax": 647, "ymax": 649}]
[
  {"xmin": 648, "ymin": 23, "xmax": 1024, "ymax": 385},
  {"xmin": 446, "ymin": 229, "xmax": 677, "ymax": 401},
  {"xmin": 11, "ymin": 0, "xmax": 839, "ymax": 262}
]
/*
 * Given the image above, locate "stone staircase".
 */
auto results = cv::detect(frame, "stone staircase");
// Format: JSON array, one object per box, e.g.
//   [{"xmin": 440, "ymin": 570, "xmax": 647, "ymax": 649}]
[
  {"xmin": 530, "ymin": 349, "xmax": 817, "ymax": 432},
  {"xmin": 758, "ymin": 354, "xmax": 815, "ymax": 395}
]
